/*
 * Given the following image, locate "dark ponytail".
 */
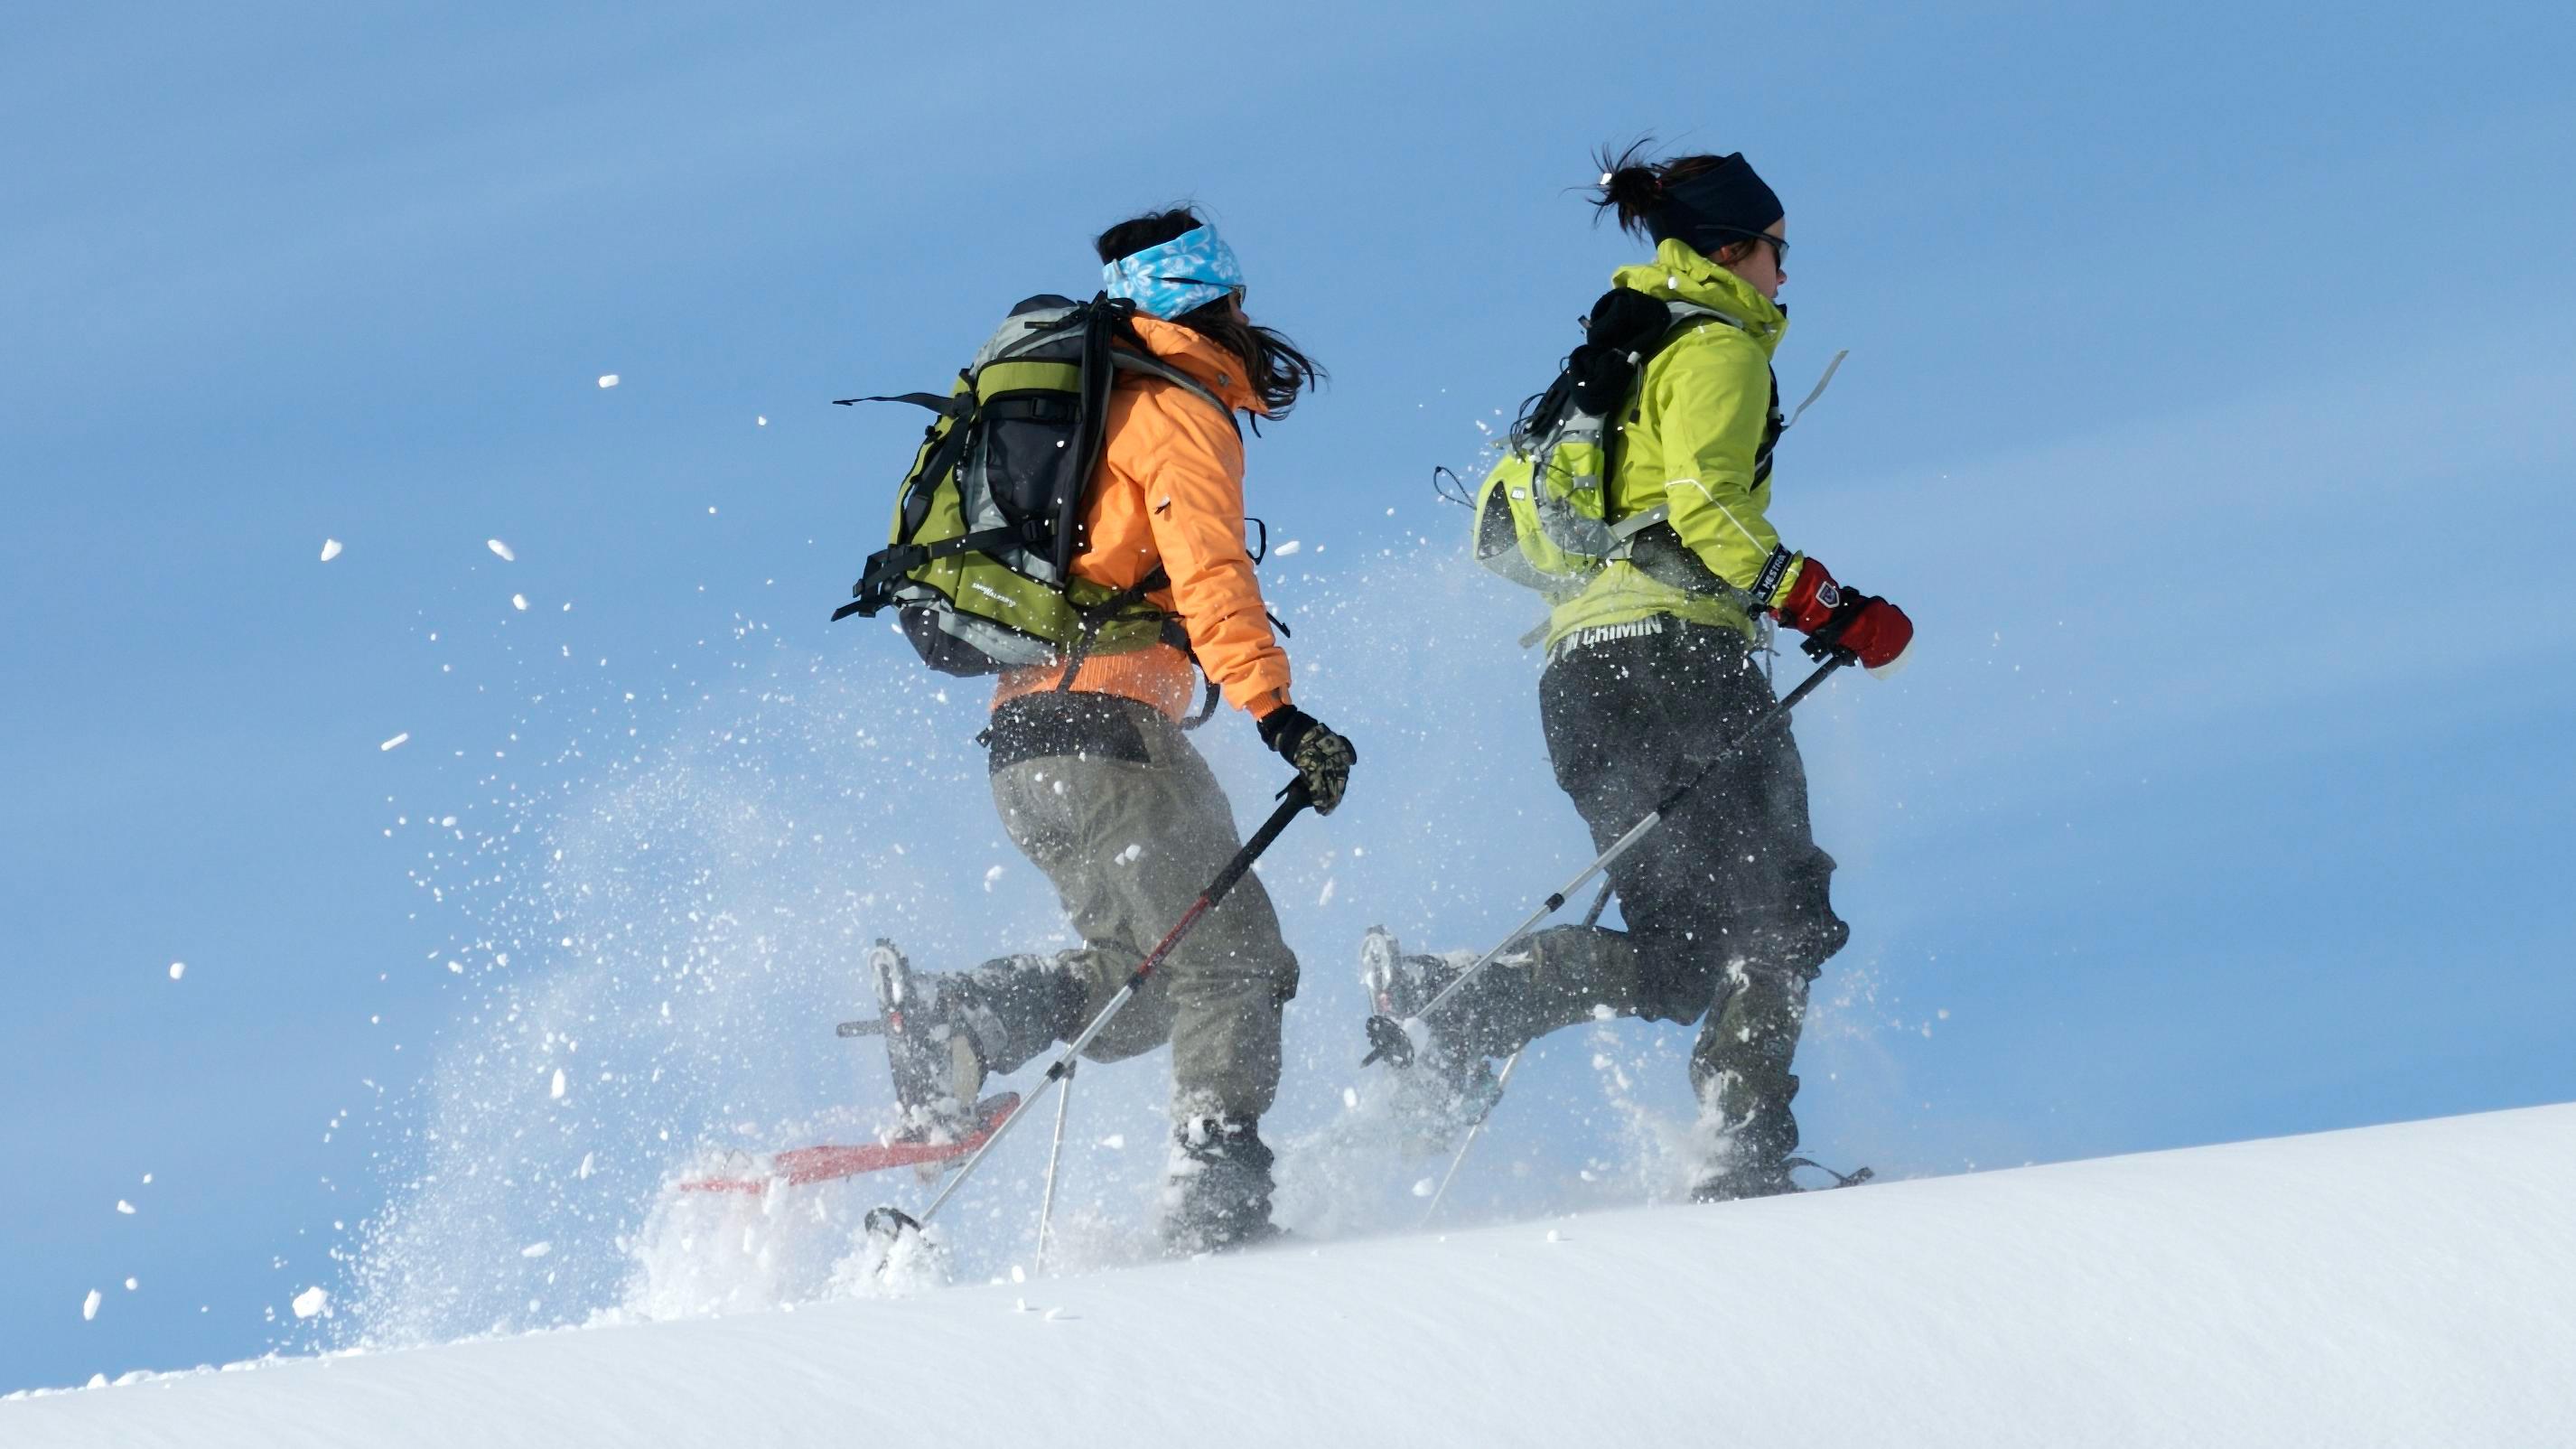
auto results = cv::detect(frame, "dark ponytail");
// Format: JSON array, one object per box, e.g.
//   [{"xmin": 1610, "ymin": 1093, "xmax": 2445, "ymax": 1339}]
[
  {"xmin": 1093, "ymin": 206, "xmax": 1326, "ymax": 418},
  {"xmin": 1591, "ymin": 139, "xmax": 1668, "ymax": 235}
]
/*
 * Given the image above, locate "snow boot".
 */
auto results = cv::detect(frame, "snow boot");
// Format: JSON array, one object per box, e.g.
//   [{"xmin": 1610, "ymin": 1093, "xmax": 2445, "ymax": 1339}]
[
  {"xmin": 1686, "ymin": 1080, "xmax": 1804, "ymax": 1202},
  {"xmin": 869, "ymin": 941, "xmax": 993, "ymax": 1139},
  {"xmin": 871, "ymin": 940, "xmax": 1093, "ymax": 1138},
  {"xmin": 1160, "ymin": 1116, "xmax": 1281, "ymax": 1254},
  {"xmin": 1688, "ymin": 1155, "xmax": 1799, "ymax": 1203},
  {"xmin": 1360, "ymin": 927, "xmax": 1505, "ymax": 1145}
]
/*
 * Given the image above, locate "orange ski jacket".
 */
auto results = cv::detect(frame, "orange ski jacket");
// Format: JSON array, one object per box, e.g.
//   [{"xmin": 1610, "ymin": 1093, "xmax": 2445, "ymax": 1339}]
[{"xmin": 991, "ymin": 314, "xmax": 1293, "ymax": 724}]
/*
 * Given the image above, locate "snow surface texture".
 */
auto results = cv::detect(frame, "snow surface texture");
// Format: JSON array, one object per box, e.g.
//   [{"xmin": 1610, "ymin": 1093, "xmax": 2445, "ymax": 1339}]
[{"xmin": 14, "ymin": 1104, "xmax": 2574, "ymax": 1447}]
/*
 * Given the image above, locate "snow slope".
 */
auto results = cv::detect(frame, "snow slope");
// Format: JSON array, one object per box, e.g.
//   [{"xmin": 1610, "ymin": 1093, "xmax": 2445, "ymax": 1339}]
[{"xmin": 14, "ymin": 1104, "xmax": 2574, "ymax": 1448}]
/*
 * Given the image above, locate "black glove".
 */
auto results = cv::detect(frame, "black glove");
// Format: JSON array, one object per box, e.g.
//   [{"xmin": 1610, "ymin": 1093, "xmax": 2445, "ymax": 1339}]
[{"xmin": 1256, "ymin": 706, "xmax": 1357, "ymax": 816}]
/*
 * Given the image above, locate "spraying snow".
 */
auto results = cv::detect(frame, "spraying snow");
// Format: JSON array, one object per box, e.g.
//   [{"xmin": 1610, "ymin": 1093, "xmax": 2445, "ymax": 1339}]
[{"xmin": 19, "ymin": 1106, "xmax": 2576, "ymax": 1445}]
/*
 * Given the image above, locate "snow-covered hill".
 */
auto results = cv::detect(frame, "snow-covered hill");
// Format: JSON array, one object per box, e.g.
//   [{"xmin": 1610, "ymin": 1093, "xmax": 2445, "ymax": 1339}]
[{"xmin": 13, "ymin": 1104, "xmax": 2574, "ymax": 1448}]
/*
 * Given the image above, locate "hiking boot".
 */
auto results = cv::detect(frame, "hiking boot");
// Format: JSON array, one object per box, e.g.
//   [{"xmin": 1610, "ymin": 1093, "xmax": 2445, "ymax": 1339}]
[
  {"xmin": 869, "ymin": 941, "xmax": 1095, "ymax": 1139},
  {"xmin": 1686, "ymin": 1085, "xmax": 1804, "ymax": 1203},
  {"xmin": 867, "ymin": 940, "xmax": 994, "ymax": 1139},
  {"xmin": 1160, "ymin": 1116, "xmax": 1281, "ymax": 1254},
  {"xmin": 1688, "ymin": 1155, "xmax": 1800, "ymax": 1203},
  {"xmin": 1360, "ymin": 927, "xmax": 1505, "ymax": 1145}
]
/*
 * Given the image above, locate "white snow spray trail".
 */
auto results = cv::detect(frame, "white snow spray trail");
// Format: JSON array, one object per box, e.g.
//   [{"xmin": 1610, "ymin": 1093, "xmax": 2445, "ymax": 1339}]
[{"xmin": 331, "ymin": 523, "xmax": 1922, "ymax": 1351}]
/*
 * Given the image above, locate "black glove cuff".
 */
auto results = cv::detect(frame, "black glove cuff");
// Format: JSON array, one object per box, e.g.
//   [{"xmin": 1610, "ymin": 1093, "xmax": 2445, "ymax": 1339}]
[{"xmin": 1257, "ymin": 706, "xmax": 1318, "ymax": 756}]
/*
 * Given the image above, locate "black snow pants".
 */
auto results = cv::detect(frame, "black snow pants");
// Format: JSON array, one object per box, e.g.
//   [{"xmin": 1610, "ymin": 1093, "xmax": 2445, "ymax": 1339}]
[{"xmin": 1439, "ymin": 618, "xmax": 1849, "ymax": 1162}]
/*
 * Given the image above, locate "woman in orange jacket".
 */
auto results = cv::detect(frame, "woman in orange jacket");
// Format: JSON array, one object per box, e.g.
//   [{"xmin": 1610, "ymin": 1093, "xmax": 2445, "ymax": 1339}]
[{"xmin": 872, "ymin": 209, "xmax": 1353, "ymax": 1253}]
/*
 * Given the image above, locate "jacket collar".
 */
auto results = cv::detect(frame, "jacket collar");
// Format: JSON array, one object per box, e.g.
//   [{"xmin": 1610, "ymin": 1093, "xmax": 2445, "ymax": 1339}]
[
  {"xmin": 1610, "ymin": 238, "xmax": 1787, "ymax": 351},
  {"xmin": 1125, "ymin": 314, "xmax": 1263, "ymax": 416}
]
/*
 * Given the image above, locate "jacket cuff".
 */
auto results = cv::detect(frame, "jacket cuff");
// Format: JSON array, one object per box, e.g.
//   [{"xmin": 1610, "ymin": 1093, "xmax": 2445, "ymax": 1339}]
[{"xmin": 1757, "ymin": 547, "xmax": 1806, "ymax": 611}]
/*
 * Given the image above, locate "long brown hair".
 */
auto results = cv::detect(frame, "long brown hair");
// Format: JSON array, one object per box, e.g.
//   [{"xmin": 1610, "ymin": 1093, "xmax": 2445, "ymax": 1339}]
[{"xmin": 1094, "ymin": 208, "xmax": 1326, "ymax": 416}]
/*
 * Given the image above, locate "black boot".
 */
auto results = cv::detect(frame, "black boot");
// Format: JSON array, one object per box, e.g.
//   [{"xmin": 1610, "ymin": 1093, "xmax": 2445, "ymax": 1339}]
[
  {"xmin": 869, "ymin": 942, "xmax": 1084, "ymax": 1138},
  {"xmin": 1161, "ymin": 1116, "xmax": 1282, "ymax": 1254},
  {"xmin": 1687, "ymin": 1080, "xmax": 1803, "ymax": 1203},
  {"xmin": 1359, "ymin": 927, "xmax": 1505, "ymax": 1145}
]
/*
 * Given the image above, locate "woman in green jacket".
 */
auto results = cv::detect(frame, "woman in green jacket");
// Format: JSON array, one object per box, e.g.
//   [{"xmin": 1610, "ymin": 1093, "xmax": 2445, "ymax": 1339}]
[{"xmin": 1367, "ymin": 145, "xmax": 1912, "ymax": 1201}]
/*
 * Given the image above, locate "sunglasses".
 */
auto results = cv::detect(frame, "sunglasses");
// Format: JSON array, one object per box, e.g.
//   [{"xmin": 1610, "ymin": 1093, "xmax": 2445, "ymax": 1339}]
[{"xmin": 1732, "ymin": 229, "xmax": 1788, "ymax": 266}]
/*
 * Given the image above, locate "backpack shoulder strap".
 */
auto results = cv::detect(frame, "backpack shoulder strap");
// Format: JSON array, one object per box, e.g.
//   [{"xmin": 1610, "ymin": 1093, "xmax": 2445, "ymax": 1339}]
[
  {"xmin": 1619, "ymin": 300, "xmax": 1748, "ymax": 398},
  {"xmin": 1107, "ymin": 350, "xmax": 1244, "ymax": 438}
]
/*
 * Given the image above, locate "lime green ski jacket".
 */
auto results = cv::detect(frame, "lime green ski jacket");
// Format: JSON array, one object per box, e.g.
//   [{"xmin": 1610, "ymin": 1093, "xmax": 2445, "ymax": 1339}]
[{"xmin": 1543, "ymin": 238, "xmax": 1797, "ymax": 652}]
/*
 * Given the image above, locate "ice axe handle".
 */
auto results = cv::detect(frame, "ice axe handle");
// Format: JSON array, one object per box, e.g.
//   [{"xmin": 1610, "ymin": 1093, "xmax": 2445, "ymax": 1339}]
[{"xmin": 835, "ymin": 1018, "xmax": 885, "ymax": 1038}]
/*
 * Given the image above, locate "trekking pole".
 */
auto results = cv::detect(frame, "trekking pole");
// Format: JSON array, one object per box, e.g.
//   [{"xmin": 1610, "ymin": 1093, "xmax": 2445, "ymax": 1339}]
[
  {"xmin": 1421, "ymin": 879, "xmax": 1612, "ymax": 1225},
  {"xmin": 1362, "ymin": 652, "xmax": 1851, "ymax": 1069},
  {"xmin": 1032, "ymin": 1061, "xmax": 1076, "ymax": 1276},
  {"xmin": 868, "ymin": 779, "xmax": 1316, "ymax": 1243}
]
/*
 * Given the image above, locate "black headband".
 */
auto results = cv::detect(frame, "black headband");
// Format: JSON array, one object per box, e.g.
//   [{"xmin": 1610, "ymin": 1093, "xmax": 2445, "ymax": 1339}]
[{"xmin": 1647, "ymin": 154, "xmax": 1784, "ymax": 257}]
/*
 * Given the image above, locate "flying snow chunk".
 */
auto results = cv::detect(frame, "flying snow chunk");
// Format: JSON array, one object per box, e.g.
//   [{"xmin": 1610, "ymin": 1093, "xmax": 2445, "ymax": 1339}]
[
  {"xmin": 125, "ymin": 1278, "xmax": 138, "ymax": 1291},
  {"xmin": 983, "ymin": 865, "xmax": 1005, "ymax": 893},
  {"xmin": 291, "ymin": 1285, "xmax": 329, "ymax": 1319},
  {"xmin": 577, "ymin": 1152, "xmax": 594, "ymax": 1180},
  {"xmin": 520, "ymin": 1242, "xmax": 553, "ymax": 1258},
  {"xmin": 756, "ymin": 416, "xmax": 768, "ymax": 426},
  {"xmin": 549, "ymin": 1068, "xmax": 567, "ymax": 1100},
  {"xmin": 81, "ymin": 1290, "xmax": 100, "ymax": 1322},
  {"xmin": 597, "ymin": 374, "xmax": 620, "ymax": 388},
  {"xmin": 168, "ymin": 961, "xmax": 185, "ymax": 981},
  {"xmin": 1274, "ymin": 539, "xmax": 1303, "ymax": 556},
  {"xmin": 487, "ymin": 538, "xmax": 517, "ymax": 562},
  {"xmin": 318, "ymin": 538, "xmax": 343, "ymax": 563},
  {"xmin": 379, "ymin": 733, "xmax": 410, "ymax": 753},
  {"xmin": 116, "ymin": 1200, "xmax": 135, "ymax": 1215},
  {"xmin": 511, "ymin": 594, "xmax": 528, "ymax": 611}
]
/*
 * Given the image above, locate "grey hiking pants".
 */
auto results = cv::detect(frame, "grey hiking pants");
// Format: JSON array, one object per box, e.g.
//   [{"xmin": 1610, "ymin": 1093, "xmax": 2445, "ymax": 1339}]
[
  {"xmin": 972, "ymin": 691, "xmax": 1301, "ymax": 1122},
  {"xmin": 1433, "ymin": 621, "xmax": 1846, "ymax": 1156}
]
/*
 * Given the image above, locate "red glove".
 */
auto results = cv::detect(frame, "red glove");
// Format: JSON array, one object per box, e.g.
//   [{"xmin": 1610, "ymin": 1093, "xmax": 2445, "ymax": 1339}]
[{"xmin": 1770, "ymin": 555, "xmax": 1914, "ymax": 676}]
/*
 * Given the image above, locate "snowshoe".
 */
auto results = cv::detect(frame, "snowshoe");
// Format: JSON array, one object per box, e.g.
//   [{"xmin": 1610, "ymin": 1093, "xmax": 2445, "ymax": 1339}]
[
  {"xmin": 677, "ymin": 1092, "xmax": 1022, "ymax": 1195},
  {"xmin": 1690, "ymin": 1145, "xmax": 1873, "ymax": 1202}
]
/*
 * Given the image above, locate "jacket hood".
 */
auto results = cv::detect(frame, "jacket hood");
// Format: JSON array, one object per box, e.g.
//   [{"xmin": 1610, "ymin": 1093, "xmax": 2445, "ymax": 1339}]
[
  {"xmin": 1126, "ymin": 313, "xmax": 1264, "ymax": 416},
  {"xmin": 1610, "ymin": 238, "xmax": 1787, "ymax": 351}
]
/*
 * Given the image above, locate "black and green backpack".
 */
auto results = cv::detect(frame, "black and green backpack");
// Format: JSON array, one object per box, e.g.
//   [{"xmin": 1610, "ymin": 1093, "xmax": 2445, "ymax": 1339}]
[
  {"xmin": 1469, "ymin": 285, "xmax": 1746, "ymax": 599},
  {"xmin": 833, "ymin": 294, "xmax": 1237, "ymax": 680},
  {"xmin": 1467, "ymin": 285, "xmax": 1841, "ymax": 605}
]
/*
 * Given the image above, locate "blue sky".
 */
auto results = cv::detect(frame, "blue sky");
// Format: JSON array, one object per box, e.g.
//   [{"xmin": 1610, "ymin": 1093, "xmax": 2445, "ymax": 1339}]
[{"xmin": 6, "ymin": 0, "xmax": 2573, "ymax": 1392}]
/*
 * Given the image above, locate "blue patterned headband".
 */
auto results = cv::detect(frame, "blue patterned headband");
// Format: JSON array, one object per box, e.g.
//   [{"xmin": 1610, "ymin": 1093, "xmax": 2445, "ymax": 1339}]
[{"xmin": 1101, "ymin": 224, "xmax": 1246, "ymax": 320}]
